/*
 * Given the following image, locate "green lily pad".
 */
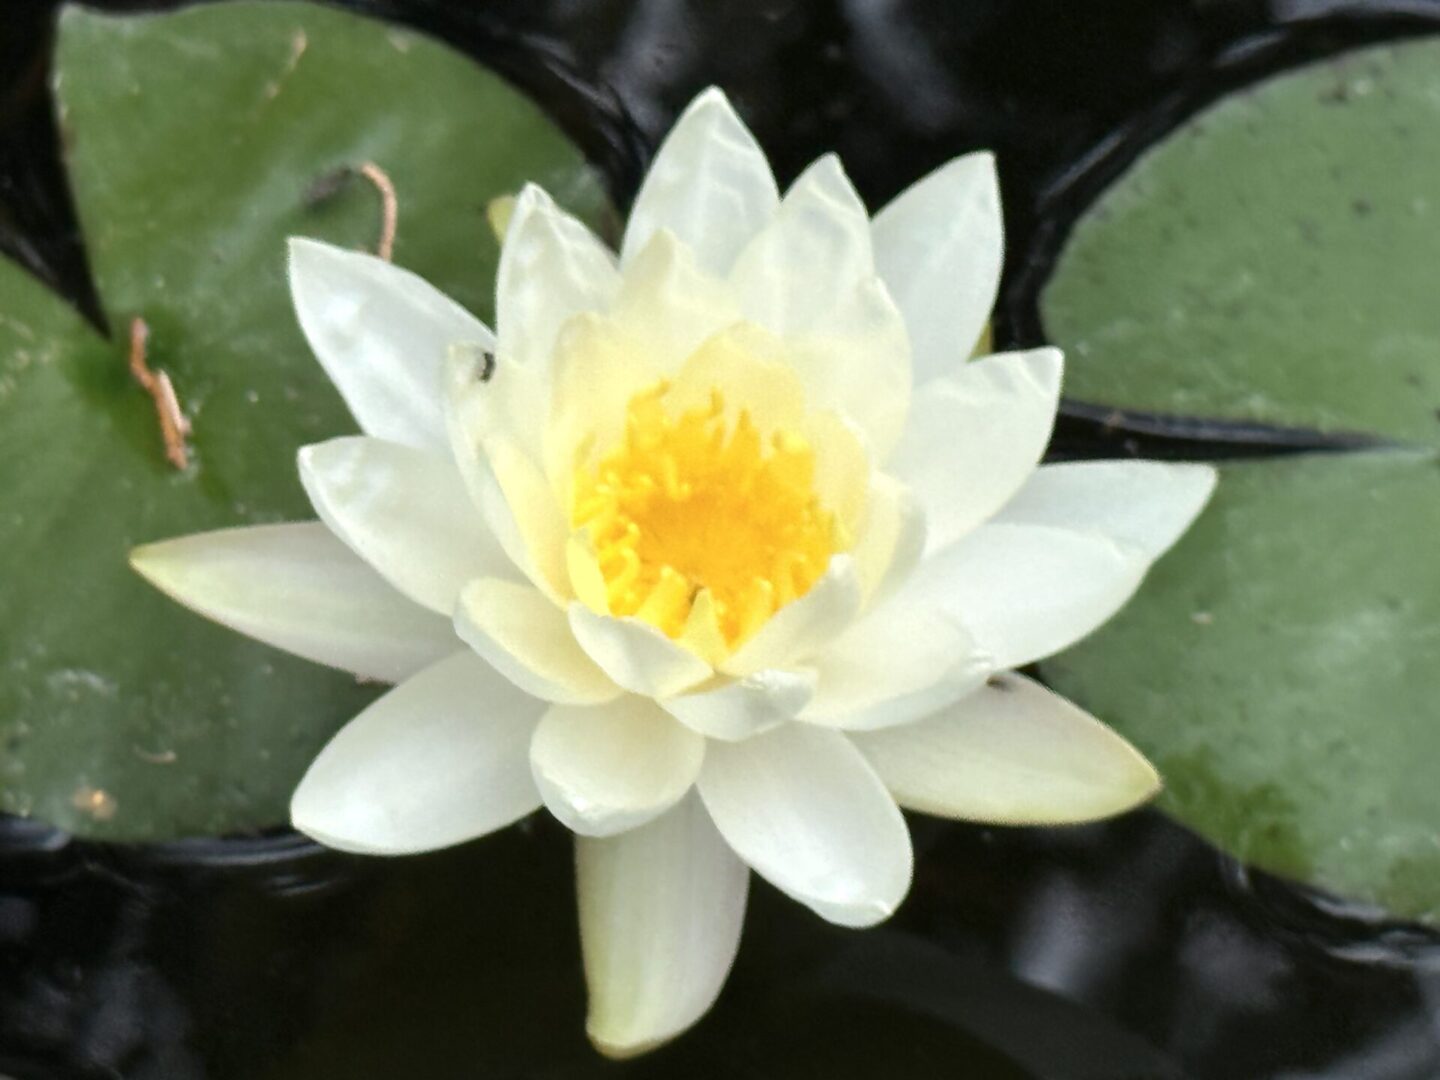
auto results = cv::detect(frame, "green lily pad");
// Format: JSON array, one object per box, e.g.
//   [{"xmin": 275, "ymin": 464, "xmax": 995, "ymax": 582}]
[
  {"xmin": 1042, "ymin": 37, "xmax": 1440, "ymax": 445},
  {"xmin": 0, "ymin": 1, "xmax": 612, "ymax": 840},
  {"xmin": 1042, "ymin": 451, "xmax": 1440, "ymax": 922}
]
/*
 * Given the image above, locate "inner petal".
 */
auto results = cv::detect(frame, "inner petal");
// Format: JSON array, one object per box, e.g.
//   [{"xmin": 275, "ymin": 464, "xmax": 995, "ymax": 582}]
[{"xmin": 570, "ymin": 364, "xmax": 849, "ymax": 653}]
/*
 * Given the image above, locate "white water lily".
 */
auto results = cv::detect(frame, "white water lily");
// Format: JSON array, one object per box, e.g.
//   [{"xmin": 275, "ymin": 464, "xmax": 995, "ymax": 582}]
[{"xmin": 131, "ymin": 87, "xmax": 1215, "ymax": 1056}]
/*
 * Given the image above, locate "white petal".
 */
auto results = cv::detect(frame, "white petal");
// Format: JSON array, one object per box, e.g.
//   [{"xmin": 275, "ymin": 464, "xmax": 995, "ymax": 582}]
[
  {"xmin": 730, "ymin": 153, "xmax": 874, "ymax": 337},
  {"xmin": 722, "ymin": 555, "xmax": 864, "ymax": 677},
  {"xmin": 902, "ymin": 522, "xmax": 1150, "ymax": 670},
  {"xmin": 730, "ymin": 156, "xmax": 912, "ymax": 456},
  {"xmin": 531, "ymin": 697, "xmax": 704, "ymax": 836},
  {"xmin": 496, "ymin": 185, "xmax": 620, "ymax": 379},
  {"xmin": 698, "ymin": 724, "xmax": 912, "ymax": 927},
  {"xmin": 871, "ymin": 152, "xmax": 1002, "ymax": 384},
  {"xmin": 444, "ymin": 353, "xmax": 570, "ymax": 601},
  {"xmin": 802, "ymin": 597, "xmax": 991, "ymax": 729},
  {"xmin": 621, "ymin": 87, "xmax": 780, "ymax": 275},
  {"xmin": 663, "ymin": 668, "xmax": 817, "ymax": 741},
  {"xmin": 130, "ymin": 523, "xmax": 456, "ymax": 682},
  {"xmin": 454, "ymin": 578, "xmax": 619, "ymax": 705},
  {"xmin": 578, "ymin": 794, "xmax": 749, "ymax": 1058},
  {"xmin": 992, "ymin": 460, "xmax": 1218, "ymax": 558},
  {"xmin": 568, "ymin": 606, "xmax": 712, "ymax": 698},
  {"xmin": 887, "ymin": 347, "xmax": 1063, "ymax": 552},
  {"xmin": 852, "ymin": 672, "xmax": 1160, "ymax": 824},
  {"xmin": 850, "ymin": 472, "xmax": 927, "ymax": 605},
  {"xmin": 290, "ymin": 651, "xmax": 544, "ymax": 854},
  {"xmin": 298, "ymin": 436, "xmax": 508, "ymax": 615},
  {"xmin": 288, "ymin": 238, "xmax": 490, "ymax": 452}
]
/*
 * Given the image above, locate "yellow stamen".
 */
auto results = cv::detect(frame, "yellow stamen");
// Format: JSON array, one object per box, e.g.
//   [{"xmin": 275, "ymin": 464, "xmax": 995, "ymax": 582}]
[{"xmin": 571, "ymin": 380, "xmax": 842, "ymax": 649}]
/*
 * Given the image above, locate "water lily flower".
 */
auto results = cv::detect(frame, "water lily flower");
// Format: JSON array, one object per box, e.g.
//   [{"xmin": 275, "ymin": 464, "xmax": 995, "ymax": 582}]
[{"xmin": 131, "ymin": 87, "xmax": 1216, "ymax": 1057}]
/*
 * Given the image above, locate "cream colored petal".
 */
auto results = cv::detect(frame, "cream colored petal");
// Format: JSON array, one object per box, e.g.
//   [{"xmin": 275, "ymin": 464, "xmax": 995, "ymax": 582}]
[
  {"xmin": 871, "ymin": 152, "xmax": 1002, "ymax": 384},
  {"xmin": 698, "ymin": 724, "xmax": 912, "ymax": 927},
  {"xmin": 804, "ymin": 410, "xmax": 870, "ymax": 542},
  {"xmin": 852, "ymin": 672, "xmax": 1160, "ymax": 824},
  {"xmin": 900, "ymin": 522, "xmax": 1150, "ymax": 670},
  {"xmin": 288, "ymin": 238, "xmax": 492, "ymax": 452},
  {"xmin": 850, "ymin": 473, "xmax": 927, "ymax": 605},
  {"xmin": 298, "ymin": 436, "xmax": 509, "ymax": 616},
  {"xmin": 496, "ymin": 184, "xmax": 620, "ymax": 379},
  {"xmin": 992, "ymin": 460, "xmax": 1218, "ymax": 558},
  {"xmin": 621, "ymin": 87, "xmax": 780, "ymax": 275},
  {"xmin": 801, "ymin": 592, "xmax": 991, "ymax": 728},
  {"xmin": 444, "ymin": 352, "xmax": 570, "ymax": 602},
  {"xmin": 812, "ymin": 652, "xmax": 996, "ymax": 734},
  {"xmin": 290, "ymin": 652, "xmax": 543, "ymax": 854},
  {"xmin": 729, "ymin": 153, "xmax": 875, "ymax": 336},
  {"xmin": 721, "ymin": 555, "xmax": 863, "ymax": 677},
  {"xmin": 612, "ymin": 228, "xmax": 742, "ymax": 374},
  {"xmin": 887, "ymin": 347, "xmax": 1062, "ymax": 553},
  {"xmin": 662, "ymin": 668, "xmax": 816, "ymax": 741},
  {"xmin": 667, "ymin": 323, "xmax": 807, "ymax": 434},
  {"xmin": 532, "ymin": 697, "xmax": 704, "ymax": 837},
  {"xmin": 454, "ymin": 577, "xmax": 619, "ymax": 705},
  {"xmin": 568, "ymin": 605, "xmax": 713, "ymax": 698},
  {"xmin": 578, "ymin": 793, "xmax": 749, "ymax": 1058},
  {"xmin": 130, "ymin": 523, "xmax": 456, "ymax": 682}
]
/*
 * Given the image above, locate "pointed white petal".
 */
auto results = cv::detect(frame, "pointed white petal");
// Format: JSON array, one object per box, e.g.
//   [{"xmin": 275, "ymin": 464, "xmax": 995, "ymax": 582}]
[
  {"xmin": 568, "ymin": 606, "xmax": 712, "ymax": 698},
  {"xmin": 130, "ymin": 523, "xmax": 456, "ymax": 682},
  {"xmin": 852, "ymin": 672, "xmax": 1160, "ymax": 824},
  {"xmin": 901, "ymin": 522, "xmax": 1150, "ymax": 670},
  {"xmin": 290, "ymin": 651, "xmax": 544, "ymax": 853},
  {"xmin": 871, "ymin": 152, "xmax": 1002, "ymax": 384},
  {"xmin": 698, "ymin": 724, "xmax": 912, "ymax": 927},
  {"xmin": 722, "ymin": 555, "xmax": 864, "ymax": 677},
  {"xmin": 444, "ymin": 353, "xmax": 570, "ymax": 601},
  {"xmin": 992, "ymin": 460, "xmax": 1218, "ymax": 558},
  {"xmin": 611, "ymin": 228, "xmax": 742, "ymax": 373},
  {"xmin": 531, "ymin": 697, "xmax": 704, "ymax": 836},
  {"xmin": 578, "ymin": 794, "xmax": 749, "ymax": 1058},
  {"xmin": 621, "ymin": 87, "xmax": 780, "ymax": 275},
  {"xmin": 454, "ymin": 578, "xmax": 619, "ymax": 705},
  {"xmin": 663, "ymin": 668, "xmax": 816, "ymax": 741},
  {"xmin": 496, "ymin": 185, "xmax": 620, "ymax": 379},
  {"xmin": 850, "ymin": 473, "xmax": 927, "ymax": 605},
  {"xmin": 887, "ymin": 347, "xmax": 1062, "ymax": 552},
  {"xmin": 288, "ymin": 238, "xmax": 490, "ymax": 451},
  {"xmin": 298, "ymin": 436, "xmax": 508, "ymax": 615},
  {"xmin": 802, "ymin": 597, "xmax": 991, "ymax": 729}
]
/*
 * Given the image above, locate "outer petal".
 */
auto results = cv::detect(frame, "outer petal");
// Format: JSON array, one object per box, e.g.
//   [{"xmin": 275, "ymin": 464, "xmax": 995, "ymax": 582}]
[
  {"xmin": 662, "ymin": 668, "xmax": 817, "ymax": 741},
  {"xmin": 992, "ymin": 460, "xmax": 1218, "ymax": 558},
  {"xmin": 721, "ymin": 555, "xmax": 863, "ymax": 677},
  {"xmin": 288, "ymin": 238, "xmax": 491, "ymax": 452},
  {"xmin": 901, "ymin": 522, "xmax": 1150, "ymax": 670},
  {"xmin": 531, "ymin": 697, "xmax": 704, "ymax": 836},
  {"xmin": 496, "ymin": 184, "xmax": 620, "ymax": 379},
  {"xmin": 568, "ymin": 606, "xmax": 712, "ymax": 698},
  {"xmin": 886, "ymin": 347, "xmax": 1063, "ymax": 552},
  {"xmin": 578, "ymin": 794, "xmax": 749, "ymax": 1058},
  {"xmin": 299, "ymin": 436, "xmax": 509, "ymax": 615},
  {"xmin": 852, "ymin": 672, "xmax": 1160, "ymax": 824},
  {"xmin": 802, "ymin": 599, "xmax": 991, "ymax": 729},
  {"xmin": 871, "ymin": 152, "xmax": 1002, "ymax": 384},
  {"xmin": 620, "ymin": 87, "xmax": 780, "ymax": 275},
  {"xmin": 290, "ymin": 652, "xmax": 544, "ymax": 854},
  {"xmin": 130, "ymin": 523, "xmax": 456, "ymax": 682},
  {"xmin": 697, "ymin": 724, "xmax": 912, "ymax": 927},
  {"xmin": 454, "ymin": 578, "xmax": 619, "ymax": 705}
]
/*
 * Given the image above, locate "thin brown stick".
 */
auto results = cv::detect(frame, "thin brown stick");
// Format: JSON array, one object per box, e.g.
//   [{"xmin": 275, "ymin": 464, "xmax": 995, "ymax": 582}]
[
  {"xmin": 358, "ymin": 161, "xmax": 398, "ymax": 261},
  {"xmin": 128, "ymin": 317, "xmax": 191, "ymax": 470}
]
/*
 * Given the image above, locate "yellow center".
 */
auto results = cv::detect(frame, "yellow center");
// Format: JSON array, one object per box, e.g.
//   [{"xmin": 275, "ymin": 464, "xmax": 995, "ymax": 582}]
[{"xmin": 571, "ymin": 379, "xmax": 841, "ymax": 649}]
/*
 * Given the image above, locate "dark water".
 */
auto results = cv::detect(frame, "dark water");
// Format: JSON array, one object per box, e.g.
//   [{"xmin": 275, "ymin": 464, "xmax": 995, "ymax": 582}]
[{"xmin": 4, "ymin": 1, "xmax": 1440, "ymax": 1077}]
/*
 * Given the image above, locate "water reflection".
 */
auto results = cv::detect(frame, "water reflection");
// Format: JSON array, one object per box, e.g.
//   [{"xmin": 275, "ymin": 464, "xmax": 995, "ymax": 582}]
[{"xmin": 4, "ymin": 1, "xmax": 1440, "ymax": 1076}]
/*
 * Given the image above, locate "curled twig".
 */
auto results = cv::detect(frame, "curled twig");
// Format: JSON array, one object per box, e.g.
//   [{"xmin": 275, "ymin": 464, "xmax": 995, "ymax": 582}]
[
  {"xmin": 128, "ymin": 317, "xmax": 191, "ymax": 470},
  {"xmin": 304, "ymin": 161, "xmax": 399, "ymax": 261}
]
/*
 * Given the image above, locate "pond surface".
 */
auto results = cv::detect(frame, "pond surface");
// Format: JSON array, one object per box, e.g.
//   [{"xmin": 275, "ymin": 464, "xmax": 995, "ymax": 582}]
[{"xmin": 3, "ymin": 1, "xmax": 1440, "ymax": 1076}]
